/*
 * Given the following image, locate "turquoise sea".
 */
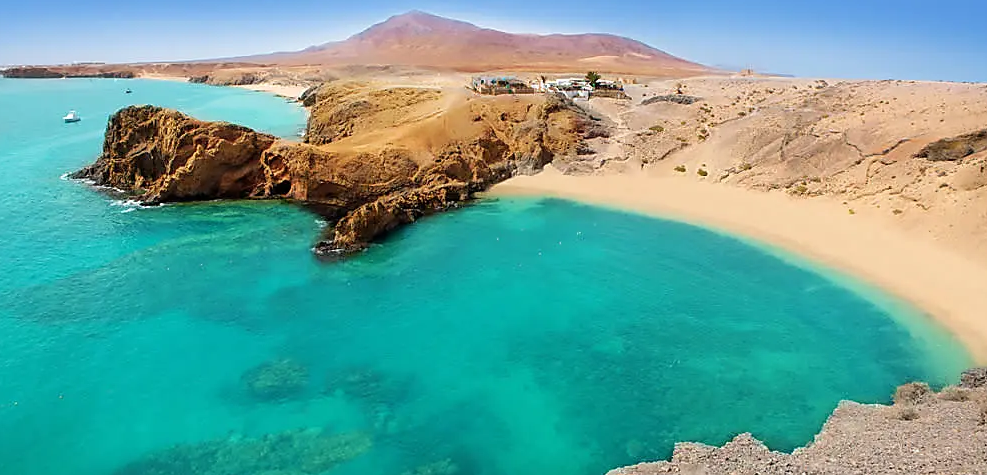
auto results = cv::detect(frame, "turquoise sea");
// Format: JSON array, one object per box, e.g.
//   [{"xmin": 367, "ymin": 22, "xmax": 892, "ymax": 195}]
[{"xmin": 0, "ymin": 78, "xmax": 972, "ymax": 475}]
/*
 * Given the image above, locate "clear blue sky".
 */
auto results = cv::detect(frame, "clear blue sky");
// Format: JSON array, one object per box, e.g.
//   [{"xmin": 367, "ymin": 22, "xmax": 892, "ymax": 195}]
[{"xmin": 2, "ymin": 0, "xmax": 985, "ymax": 82}]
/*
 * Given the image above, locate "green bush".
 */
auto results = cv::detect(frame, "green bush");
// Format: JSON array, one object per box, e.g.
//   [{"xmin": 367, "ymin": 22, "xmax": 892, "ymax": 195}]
[
  {"xmin": 649, "ymin": 125, "xmax": 664, "ymax": 133},
  {"xmin": 738, "ymin": 111, "xmax": 747, "ymax": 117},
  {"xmin": 674, "ymin": 165, "xmax": 686, "ymax": 173},
  {"xmin": 697, "ymin": 168, "xmax": 708, "ymax": 177}
]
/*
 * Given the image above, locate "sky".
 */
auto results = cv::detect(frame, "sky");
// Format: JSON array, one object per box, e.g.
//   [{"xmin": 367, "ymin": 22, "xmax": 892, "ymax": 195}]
[{"xmin": 1, "ymin": 0, "xmax": 985, "ymax": 82}]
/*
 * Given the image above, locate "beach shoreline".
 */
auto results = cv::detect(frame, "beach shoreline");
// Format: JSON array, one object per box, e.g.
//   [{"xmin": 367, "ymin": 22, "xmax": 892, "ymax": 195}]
[
  {"xmin": 139, "ymin": 73, "xmax": 308, "ymax": 99},
  {"xmin": 488, "ymin": 167, "xmax": 987, "ymax": 364}
]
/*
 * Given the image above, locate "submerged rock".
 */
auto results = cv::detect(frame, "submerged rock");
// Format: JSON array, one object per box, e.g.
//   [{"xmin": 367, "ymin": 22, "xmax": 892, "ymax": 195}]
[
  {"xmin": 241, "ymin": 358, "xmax": 309, "ymax": 401},
  {"xmin": 112, "ymin": 429, "xmax": 371, "ymax": 475},
  {"xmin": 326, "ymin": 366, "xmax": 410, "ymax": 403},
  {"xmin": 400, "ymin": 458, "xmax": 459, "ymax": 475}
]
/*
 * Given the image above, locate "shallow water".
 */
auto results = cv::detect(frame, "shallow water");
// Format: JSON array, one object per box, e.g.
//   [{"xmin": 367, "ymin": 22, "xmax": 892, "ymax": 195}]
[{"xmin": 0, "ymin": 78, "xmax": 971, "ymax": 475}]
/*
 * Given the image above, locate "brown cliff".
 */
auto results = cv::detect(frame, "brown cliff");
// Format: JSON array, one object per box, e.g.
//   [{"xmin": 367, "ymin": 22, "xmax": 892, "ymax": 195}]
[
  {"xmin": 74, "ymin": 84, "xmax": 589, "ymax": 256},
  {"xmin": 1, "ymin": 66, "xmax": 135, "ymax": 79},
  {"xmin": 72, "ymin": 106, "xmax": 278, "ymax": 203}
]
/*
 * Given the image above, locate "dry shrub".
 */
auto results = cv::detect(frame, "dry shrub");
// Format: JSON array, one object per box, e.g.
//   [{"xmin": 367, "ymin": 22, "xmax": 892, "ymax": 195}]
[
  {"xmin": 938, "ymin": 386, "xmax": 971, "ymax": 402},
  {"xmin": 893, "ymin": 405, "xmax": 920, "ymax": 421},
  {"xmin": 894, "ymin": 382, "xmax": 932, "ymax": 405}
]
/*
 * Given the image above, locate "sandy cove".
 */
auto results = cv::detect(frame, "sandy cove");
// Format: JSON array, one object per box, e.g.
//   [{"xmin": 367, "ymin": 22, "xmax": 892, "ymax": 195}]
[
  {"xmin": 139, "ymin": 73, "xmax": 309, "ymax": 99},
  {"xmin": 490, "ymin": 167, "xmax": 987, "ymax": 363}
]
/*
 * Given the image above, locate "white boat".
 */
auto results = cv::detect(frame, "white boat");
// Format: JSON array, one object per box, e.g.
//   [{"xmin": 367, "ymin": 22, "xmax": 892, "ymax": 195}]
[{"xmin": 63, "ymin": 110, "xmax": 80, "ymax": 123}]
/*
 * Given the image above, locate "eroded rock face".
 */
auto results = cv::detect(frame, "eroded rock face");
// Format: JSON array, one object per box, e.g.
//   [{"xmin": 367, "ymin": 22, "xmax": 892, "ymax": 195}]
[
  {"xmin": 915, "ymin": 129, "xmax": 987, "ymax": 162},
  {"xmin": 75, "ymin": 87, "xmax": 588, "ymax": 257},
  {"xmin": 1, "ymin": 66, "xmax": 135, "ymax": 78},
  {"xmin": 72, "ymin": 106, "xmax": 278, "ymax": 203},
  {"xmin": 961, "ymin": 367, "xmax": 987, "ymax": 388}
]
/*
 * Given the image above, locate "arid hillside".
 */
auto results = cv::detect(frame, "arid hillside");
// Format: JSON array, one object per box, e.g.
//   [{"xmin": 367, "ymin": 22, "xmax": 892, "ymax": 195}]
[
  {"xmin": 2, "ymin": 12, "xmax": 707, "ymax": 79},
  {"xmin": 568, "ymin": 77, "xmax": 987, "ymax": 262},
  {"xmin": 247, "ymin": 11, "xmax": 707, "ymax": 76}
]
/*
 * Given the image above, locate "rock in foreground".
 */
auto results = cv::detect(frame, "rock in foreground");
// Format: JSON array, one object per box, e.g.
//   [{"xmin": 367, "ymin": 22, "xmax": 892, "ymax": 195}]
[{"xmin": 610, "ymin": 370, "xmax": 987, "ymax": 475}]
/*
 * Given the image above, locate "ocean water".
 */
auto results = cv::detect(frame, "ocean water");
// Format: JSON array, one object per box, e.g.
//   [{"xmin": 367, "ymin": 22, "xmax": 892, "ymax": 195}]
[{"xmin": 0, "ymin": 78, "xmax": 972, "ymax": 475}]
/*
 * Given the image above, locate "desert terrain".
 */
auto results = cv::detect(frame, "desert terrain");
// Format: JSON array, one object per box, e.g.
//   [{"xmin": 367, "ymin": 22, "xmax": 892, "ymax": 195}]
[{"xmin": 6, "ymin": 9, "xmax": 987, "ymax": 473}]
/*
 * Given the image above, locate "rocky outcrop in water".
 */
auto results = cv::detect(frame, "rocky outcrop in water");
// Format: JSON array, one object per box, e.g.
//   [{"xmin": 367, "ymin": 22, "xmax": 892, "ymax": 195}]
[
  {"xmin": 1, "ymin": 66, "xmax": 135, "ymax": 78},
  {"xmin": 74, "ymin": 84, "xmax": 588, "ymax": 257},
  {"xmin": 71, "ymin": 106, "xmax": 278, "ymax": 203},
  {"xmin": 609, "ymin": 369, "xmax": 987, "ymax": 475}
]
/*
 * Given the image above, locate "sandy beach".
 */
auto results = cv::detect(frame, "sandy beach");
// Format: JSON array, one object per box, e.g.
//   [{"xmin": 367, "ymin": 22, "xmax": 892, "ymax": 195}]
[
  {"xmin": 232, "ymin": 83, "xmax": 308, "ymax": 99},
  {"xmin": 490, "ymin": 167, "xmax": 987, "ymax": 363},
  {"xmin": 139, "ymin": 73, "xmax": 308, "ymax": 99}
]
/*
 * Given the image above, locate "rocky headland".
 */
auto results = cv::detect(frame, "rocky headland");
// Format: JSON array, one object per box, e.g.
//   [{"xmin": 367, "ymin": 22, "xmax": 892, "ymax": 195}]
[
  {"xmin": 1, "ymin": 66, "xmax": 136, "ymax": 79},
  {"xmin": 611, "ymin": 368, "xmax": 987, "ymax": 475},
  {"xmin": 72, "ymin": 82, "xmax": 591, "ymax": 256}
]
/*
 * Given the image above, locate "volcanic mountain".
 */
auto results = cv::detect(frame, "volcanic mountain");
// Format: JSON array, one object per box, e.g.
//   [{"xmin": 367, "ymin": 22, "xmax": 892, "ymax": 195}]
[{"xmin": 248, "ymin": 11, "xmax": 707, "ymax": 76}]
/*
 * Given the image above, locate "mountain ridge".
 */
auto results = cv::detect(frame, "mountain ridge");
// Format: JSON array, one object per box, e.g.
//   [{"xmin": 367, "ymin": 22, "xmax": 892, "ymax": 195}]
[{"xmin": 243, "ymin": 11, "xmax": 708, "ymax": 76}]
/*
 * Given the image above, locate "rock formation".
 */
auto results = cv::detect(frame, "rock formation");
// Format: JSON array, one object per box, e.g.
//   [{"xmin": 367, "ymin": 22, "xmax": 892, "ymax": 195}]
[
  {"xmin": 112, "ymin": 428, "xmax": 372, "ymax": 475},
  {"xmin": 1, "ymin": 66, "xmax": 135, "ymax": 78},
  {"xmin": 915, "ymin": 128, "xmax": 987, "ymax": 162},
  {"xmin": 74, "ymin": 83, "xmax": 589, "ymax": 257},
  {"xmin": 71, "ymin": 106, "xmax": 278, "ymax": 203},
  {"xmin": 241, "ymin": 358, "xmax": 309, "ymax": 401},
  {"xmin": 609, "ymin": 369, "xmax": 987, "ymax": 475}
]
